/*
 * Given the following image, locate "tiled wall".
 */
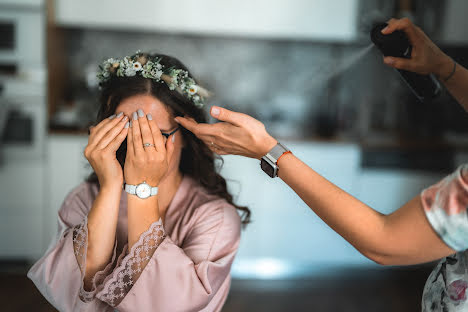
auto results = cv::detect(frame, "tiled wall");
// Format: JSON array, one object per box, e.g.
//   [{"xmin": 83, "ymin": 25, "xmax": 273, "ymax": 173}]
[{"xmin": 63, "ymin": 28, "xmax": 403, "ymax": 138}]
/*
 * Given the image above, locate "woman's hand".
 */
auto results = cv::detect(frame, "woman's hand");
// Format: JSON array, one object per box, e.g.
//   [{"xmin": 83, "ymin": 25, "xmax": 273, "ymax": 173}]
[
  {"xmin": 84, "ymin": 112, "xmax": 129, "ymax": 189},
  {"xmin": 124, "ymin": 109, "xmax": 175, "ymax": 186},
  {"xmin": 381, "ymin": 18, "xmax": 453, "ymax": 79},
  {"xmin": 175, "ymin": 106, "xmax": 277, "ymax": 159}
]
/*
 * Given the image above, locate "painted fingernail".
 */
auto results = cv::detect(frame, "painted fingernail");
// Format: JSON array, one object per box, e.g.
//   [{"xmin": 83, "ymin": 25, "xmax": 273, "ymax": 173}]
[
  {"xmin": 172, "ymin": 132, "xmax": 176, "ymax": 142},
  {"xmin": 147, "ymin": 114, "xmax": 152, "ymax": 120},
  {"xmin": 211, "ymin": 107, "xmax": 220, "ymax": 117},
  {"xmin": 108, "ymin": 114, "xmax": 116, "ymax": 120},
  {"xmin": 381, "ymin": 26, "xmax": 388, "ymax": 33},
  {"xmin": 117, "ymin": 112, "xmax": 123, "ymax": 118},
  {"xmin": 133, "ymin": 112, "xmax": 138, "ymax": 120},
  {"xmin": 137, "ymin": 109, "xmax": 144, "ymax": 118},
  {"xmin": 174, "ymin": 117, "xmax": 180, "ymax": 123},
  {"xmin": 122, "ymin": 115, "xmax": 128, "ymax": 122},
  {"xmin": 124, "ymin": 121, "xmax": 130, "ymax": 128}
]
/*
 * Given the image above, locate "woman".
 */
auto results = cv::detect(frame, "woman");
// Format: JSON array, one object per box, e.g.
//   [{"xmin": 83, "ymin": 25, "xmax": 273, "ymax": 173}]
[
  {"xmin": 175, "ymin": 18, "xmax": 468, "ymax": 311},
  {"xmin": 28, "ymin": 52, "xmax": 249, "ymax": 312}
]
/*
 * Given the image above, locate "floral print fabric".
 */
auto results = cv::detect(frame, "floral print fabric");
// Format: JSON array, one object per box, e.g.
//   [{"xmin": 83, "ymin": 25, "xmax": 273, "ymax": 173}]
[{"xmin": 421, "ymin": 164, "xmax": 468, "ymax": 311}]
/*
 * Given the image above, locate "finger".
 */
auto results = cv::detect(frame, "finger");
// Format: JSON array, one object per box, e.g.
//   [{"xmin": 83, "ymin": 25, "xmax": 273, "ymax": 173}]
[
  {"xmin": 174, "ymin": 116, "xmax": 199, "ymax": 133},
  {"xmin": 89, "ymin": 112, "xmax": 125, "ymax": 146},
  {"xmin": 147, "ymin": 113, "xmax": 165, "ymax": 152},
  {"xmin": 136, "ymin": 109, "xmax": 156, "ymax": 152},
  {"xmin": 383, "ymin": 56, "xmax": 415, "ymax": 71},
  {"xmin": 127, "ymin": 120, "xmax": 134, "ymax": 156},
  {"xmin": 382, "ymin": 17, "xmax": 419, "ymax": 46},
  {"xmin": 96, "ymin": 115, "xmax": 129, "ymax": 149},
  {"xmin": 131, "ymin": 112, "xmax": 145, "ymax": 156},
  {"xmin": 165, "ymin": 132, "xmax": 176, "ymax": 164},
  {"xmin": 106, "ymin": 122, "xmax": 130, "ymax": 152},
  {"xmin": 210, "ymin": 106, "xmax": 246, "ymax": 127}
]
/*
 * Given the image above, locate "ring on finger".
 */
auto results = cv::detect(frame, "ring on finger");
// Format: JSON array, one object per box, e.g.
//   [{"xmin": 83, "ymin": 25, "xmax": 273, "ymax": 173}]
[{"xmin": 143, "ymin": 143, "xmax": 155, "ymax": 148}]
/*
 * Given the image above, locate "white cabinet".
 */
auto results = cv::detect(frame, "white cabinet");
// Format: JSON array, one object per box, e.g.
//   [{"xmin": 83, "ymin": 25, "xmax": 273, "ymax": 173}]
[
  {"xmin": 356, "ymin": 169, "xmax": 446, "ymax": 215},
  {"xmin": 45, "ymin": 135, "xmax": 91, "ymax": 246},
  {"xmin": 0, "ymin": 161, "xmax": 45, "ymax": 259},
  {"xmin": 54, "ymin": 0, "xmax": 359, "ymax": 41}
]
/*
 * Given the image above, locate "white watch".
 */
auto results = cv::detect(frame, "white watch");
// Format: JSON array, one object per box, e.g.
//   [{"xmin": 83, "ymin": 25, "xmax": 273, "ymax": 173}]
[{"xmin": 124, "ymin": 181, "xmax": 158, "ymax": 199}]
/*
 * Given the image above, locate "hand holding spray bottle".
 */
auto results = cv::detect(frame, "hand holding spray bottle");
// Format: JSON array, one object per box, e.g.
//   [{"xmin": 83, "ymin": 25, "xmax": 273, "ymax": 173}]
[{"xmin": 371, "ymin": 22, "xmax": 441, "ymax": 103}]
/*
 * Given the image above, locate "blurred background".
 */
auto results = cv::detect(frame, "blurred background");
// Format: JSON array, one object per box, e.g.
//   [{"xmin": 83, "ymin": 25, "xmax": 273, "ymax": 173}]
[{"xmin": 1, "ymin": 0, "xmax": 468, "ymax": 311}]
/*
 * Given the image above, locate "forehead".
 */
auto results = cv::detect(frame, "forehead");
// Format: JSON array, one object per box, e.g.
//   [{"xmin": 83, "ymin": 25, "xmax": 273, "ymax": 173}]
[{"xmin": 116, "ymin": 94, "xmax": 171, "ymax": 118}]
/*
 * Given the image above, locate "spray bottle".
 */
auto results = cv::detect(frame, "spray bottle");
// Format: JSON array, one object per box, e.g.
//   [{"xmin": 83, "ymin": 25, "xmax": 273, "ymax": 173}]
[{"xmin": 370, "ymin": 23, "xmax": 441, "ymax": 103}]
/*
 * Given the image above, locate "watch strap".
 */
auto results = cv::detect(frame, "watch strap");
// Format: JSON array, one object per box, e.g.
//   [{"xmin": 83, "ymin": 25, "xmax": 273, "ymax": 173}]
[
  {"xmin": 266, "ymin": 142, "xmax": 290, "ymax": 163},
  {"xmin": 124, "ymin": 183, "xmax": 137, "ymax": 195}
]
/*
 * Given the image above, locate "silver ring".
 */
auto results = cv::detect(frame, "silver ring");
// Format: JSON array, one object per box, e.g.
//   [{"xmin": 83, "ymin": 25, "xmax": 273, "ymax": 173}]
[{"xmin": 143, "ymin": 143, "xmax": 155, "ymax": 148}]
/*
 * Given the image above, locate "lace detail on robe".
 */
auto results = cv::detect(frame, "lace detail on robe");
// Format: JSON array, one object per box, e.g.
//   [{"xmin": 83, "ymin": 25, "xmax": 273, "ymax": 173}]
[
  {"xmin": 72, "ymin": 217, "xmax": 117, "ymax": 303},
  {"xmin": 98, "ymin": 219, "xmax": 166, "ymax": 307}
]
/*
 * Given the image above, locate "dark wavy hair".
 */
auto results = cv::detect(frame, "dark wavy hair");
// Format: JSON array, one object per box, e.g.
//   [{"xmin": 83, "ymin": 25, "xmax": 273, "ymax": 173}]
[{"xmin": 87, "ymin": 53, "xmax": 250, "ymax": 225}]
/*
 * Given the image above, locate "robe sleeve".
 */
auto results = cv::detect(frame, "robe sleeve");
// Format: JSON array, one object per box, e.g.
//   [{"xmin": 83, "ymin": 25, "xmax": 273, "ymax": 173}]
[
  {"xmin": 27, "ymin": 183, "xmax": 118, "ymax": 311},
  {"xmin": 96, "ymin": 199, "xmax": 241, "ymax": 312},
  {"xmin": 421, "ymin": 164, "xmax": 468, "ymax": 251}
]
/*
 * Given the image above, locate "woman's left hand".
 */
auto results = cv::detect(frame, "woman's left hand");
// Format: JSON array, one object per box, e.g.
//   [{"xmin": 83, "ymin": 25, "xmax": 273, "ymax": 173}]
[{"xmin": 124, "ymin": 109, "xmax": 175, "ymax": 186}]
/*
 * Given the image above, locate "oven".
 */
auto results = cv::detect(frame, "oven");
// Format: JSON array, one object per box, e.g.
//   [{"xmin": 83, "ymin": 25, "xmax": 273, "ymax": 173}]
[{"xmin": 0, "ymin": 0, "xmax": 46, "ymax": 163}]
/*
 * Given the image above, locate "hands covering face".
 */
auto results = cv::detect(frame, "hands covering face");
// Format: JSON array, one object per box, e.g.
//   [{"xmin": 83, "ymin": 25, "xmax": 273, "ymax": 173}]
[{"xmin": 85, "ymin": 109, "xmax": 176, "ymax": 189}]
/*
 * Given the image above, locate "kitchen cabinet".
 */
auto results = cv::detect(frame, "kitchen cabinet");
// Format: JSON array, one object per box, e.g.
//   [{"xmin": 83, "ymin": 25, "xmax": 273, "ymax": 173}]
[
  {"xmin": 54, "ymin": 0, "xmax": 359, "ymax": 42},
  {"xmin": 45, "ymin": 135, "xmax": 91, "ymax": 246},
  {"xmin": 356, "ymin": 169, "xmax": 446, "ymax": 215},
  {"xmin": 0, "ymin": 161, "xmax": 45, "ymax": 259}
]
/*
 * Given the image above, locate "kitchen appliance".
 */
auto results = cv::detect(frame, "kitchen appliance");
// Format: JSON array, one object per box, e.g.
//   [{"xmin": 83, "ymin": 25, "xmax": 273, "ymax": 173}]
[
  {"xmin": 370, "ymin": 23, "xmax": 441, "ymax": 103},
  {"xmin": 0, "ymin": 0, "xmax": 46, "ymax": 163}
]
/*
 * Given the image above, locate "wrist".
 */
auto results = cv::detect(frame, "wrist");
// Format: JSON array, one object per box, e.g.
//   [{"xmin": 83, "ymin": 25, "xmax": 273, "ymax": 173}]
[
  {"xmin": 257, "ymin": 135, "xmax": 278, "ymax": 159},
  {"xmin": 100, "ymin": 182, "xmax": 123, "ymax": 194},
  {"xmin": 434, "ymin": 54, "xmax": 453, "ymax": 79}
]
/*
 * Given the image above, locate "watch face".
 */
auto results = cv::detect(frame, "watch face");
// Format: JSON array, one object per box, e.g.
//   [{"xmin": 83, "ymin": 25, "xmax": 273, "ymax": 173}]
[
  {"xmin": 136, "ymin": 183, "xmax": 151, "ymax": 199},
  {"xmin": 261, "ymin": 158, "xmax": 277, "ymax": 178}
]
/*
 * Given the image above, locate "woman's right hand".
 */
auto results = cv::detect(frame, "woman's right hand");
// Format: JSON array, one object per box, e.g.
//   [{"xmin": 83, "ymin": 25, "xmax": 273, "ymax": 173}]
[
  {"xmin": 84, "ymin": 112, "xmax": 129, "ymax": 189},
  {"xmin": 381, "ymin": 18, "xmax": 453, "ymax": 79}
]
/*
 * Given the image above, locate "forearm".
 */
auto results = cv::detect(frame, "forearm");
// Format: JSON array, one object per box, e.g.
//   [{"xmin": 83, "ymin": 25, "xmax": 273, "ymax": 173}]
[
  {"xmin": 436, "ymin": 54, "xmax": 468, "ymax": 110},
  {"xmin": 84, "ymin": 185, "xmax": 121, "ymax": 287},
  {"xmin": 127, "ymin": 195, "xmax": 160, "ymax": 248},
  {"xmin": 277, "ymin": 153, "xmax": 389, "ymax": 262}
]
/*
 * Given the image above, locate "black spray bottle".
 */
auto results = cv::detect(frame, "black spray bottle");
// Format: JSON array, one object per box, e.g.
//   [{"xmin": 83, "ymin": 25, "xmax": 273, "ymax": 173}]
[{"xmin": 370, "ymin": 23, "xmax": 441, "ymax": 103}]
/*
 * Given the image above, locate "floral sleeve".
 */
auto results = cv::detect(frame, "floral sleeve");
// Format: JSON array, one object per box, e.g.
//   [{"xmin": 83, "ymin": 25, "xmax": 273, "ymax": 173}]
[
  {"xmin": 96, "ymin": 219, "xmax": 166, "ymax": 307},
  {"xmin": 421, "ymin": 164, "xmax": 468, "ymax": 251},
  {"xmin": 72, "ymin": 216, "xmax": 119, "ymax": 302}
]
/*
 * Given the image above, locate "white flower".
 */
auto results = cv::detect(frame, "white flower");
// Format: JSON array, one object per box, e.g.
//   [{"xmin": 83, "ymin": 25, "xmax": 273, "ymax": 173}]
[
  {"xmin": 188, "ymin": 85, "xmax": 198, "ymax": 95},
  {"xmin": 125, "ymin": 66, "xmax": 137, "ymax": 77},
  {"xmin": 154, "ymin": 70, "xmax": 163, "ymax": 79},
  {"xmin": 133, "ymin": 62, "xmax": 142, "ymax": 71}
]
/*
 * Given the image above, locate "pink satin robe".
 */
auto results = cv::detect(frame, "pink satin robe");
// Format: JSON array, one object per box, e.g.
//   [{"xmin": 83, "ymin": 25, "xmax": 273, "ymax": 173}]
[{"xmin": 28, "ymin": 175, "xmax": 241, "ymax": 312}]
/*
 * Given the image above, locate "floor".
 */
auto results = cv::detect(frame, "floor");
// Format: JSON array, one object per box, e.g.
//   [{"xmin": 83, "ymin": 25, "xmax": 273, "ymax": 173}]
[{"xmin": 0, "ymin": 263, "xmax": 432, "ymax": 312}]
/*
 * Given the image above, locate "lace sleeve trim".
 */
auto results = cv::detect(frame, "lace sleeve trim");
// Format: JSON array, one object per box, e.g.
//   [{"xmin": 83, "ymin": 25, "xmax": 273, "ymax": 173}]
[
  {"xmin": 72, "ymin": 217, "xmax": 118, "ymax": 302},
  {"xmin": 98, "ymin": 219, "xmax": 166, "ymax": 307}
]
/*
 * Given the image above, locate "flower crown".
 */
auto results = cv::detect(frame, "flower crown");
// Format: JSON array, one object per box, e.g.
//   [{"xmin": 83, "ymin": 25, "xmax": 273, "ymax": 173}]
[{"xmin": 97, "ymin": 52, "xmax": 209, "ymax": 108}]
